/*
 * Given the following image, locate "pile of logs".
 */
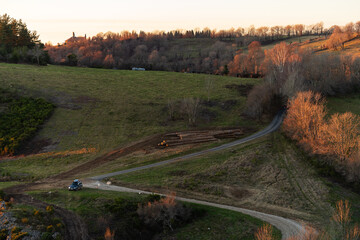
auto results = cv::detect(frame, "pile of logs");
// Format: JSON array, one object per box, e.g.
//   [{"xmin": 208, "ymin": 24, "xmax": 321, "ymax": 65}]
[{"xmin": 157, "ymin": 129, "xmax": 245, "ymax": 148}]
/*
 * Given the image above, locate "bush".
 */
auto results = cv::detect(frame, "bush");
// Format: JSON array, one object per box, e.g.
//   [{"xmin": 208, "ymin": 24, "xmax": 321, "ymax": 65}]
[
  {"xmin": 0, "ymin": 94, "xmax": 54, "ymax": 155},
  {"xmin": 137, "ymin": 194, "xmax": 191, "ymax": 232}
]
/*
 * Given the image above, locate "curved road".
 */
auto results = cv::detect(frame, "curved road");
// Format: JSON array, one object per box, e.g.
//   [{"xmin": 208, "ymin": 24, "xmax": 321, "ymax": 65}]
[
  {"xmin": 84, "ymin": 181, "xmax": 304, "ymax": 240},
  {"xmin": 88, "ymin": 110, "xmax": 306, "ymax": 239},
  {"xmin": 91, "ymin": 110, "xmax": 285, "ymax": 180}
]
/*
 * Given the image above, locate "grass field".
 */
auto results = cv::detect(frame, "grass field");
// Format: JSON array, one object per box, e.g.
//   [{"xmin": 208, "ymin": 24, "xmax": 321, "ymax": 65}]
[
  {"xmin": 111, "ymin": 133, "xmax": 333, "ymax": 225},
  {"xmin": 0, "ymin": 63, "xmax": 261, "ymax": 152},
  {"xmin": 327, "ymin": 94, "xmax": 360, "ymax": 116},
  {"xmin": 29, "ymin": 188, "xmax": 281, "ymax": 240},
  {"xmin": 0, "ymin": 63, "xmax": 262, "ymax": 180},
  {"xmin": 261, "ymin": 36, "xmax": 317, "ymax": 50},
  {"xmin": 111, "ymin": 131, "xmax": 360, "ymax": 229}
]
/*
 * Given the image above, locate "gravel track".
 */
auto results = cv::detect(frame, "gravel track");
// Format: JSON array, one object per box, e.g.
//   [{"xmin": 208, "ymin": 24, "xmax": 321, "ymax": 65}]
[
  {"xmin": 85, "ymin": 181, "xmax": 305, "ymax": 240},
  {"xmin": 88, "ymin": 110, "xmax": 307, "ymax": 239},
  {"xmin": 91, "ymin": 110, "xmax": 285, "ymax": 180}
]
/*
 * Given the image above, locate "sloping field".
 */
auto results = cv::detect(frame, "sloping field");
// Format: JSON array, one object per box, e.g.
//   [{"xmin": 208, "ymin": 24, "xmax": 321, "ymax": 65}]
[{"xmin": 0, "ymin": 63, "xmax": 262, "ymax": 180}]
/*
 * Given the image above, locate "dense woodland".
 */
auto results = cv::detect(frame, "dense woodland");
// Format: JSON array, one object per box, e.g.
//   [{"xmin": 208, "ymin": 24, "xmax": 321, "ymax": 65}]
[{"xmin": 45, "ymin": 21, "xmax": 360, "ymax": 76}]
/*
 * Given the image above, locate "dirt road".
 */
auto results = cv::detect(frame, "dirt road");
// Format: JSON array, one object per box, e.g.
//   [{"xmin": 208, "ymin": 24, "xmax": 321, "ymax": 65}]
[
  {"xmin": 87, "ymin": 110, "xmax": 308, "ymax": 239},
  {"xmin": 91, "ymin": 110, "xmax": 285, "ymax": 180},
  {"xmin": 85, "ymin": 181, "xmax": 304, "ymax": 240}
]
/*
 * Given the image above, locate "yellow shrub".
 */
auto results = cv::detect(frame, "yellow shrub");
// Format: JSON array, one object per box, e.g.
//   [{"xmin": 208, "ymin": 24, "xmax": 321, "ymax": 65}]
[
  {"xmin": 21, "ymin": 218, "xmax": 28, "ymax": 224},
  {"xmin": 47, "ymin": 225, "xmax": 54, "ymax": 232},
  {"xmin": 12, "ymin": 232, "xmax": 28, "ymax": 240},
  {"xmin": 46, "ymin": 205, "xmax": 54, "ymax": 213},
  {"xmin": 33, "ymin": 209, "xmax": 40, "ymax": 216}
]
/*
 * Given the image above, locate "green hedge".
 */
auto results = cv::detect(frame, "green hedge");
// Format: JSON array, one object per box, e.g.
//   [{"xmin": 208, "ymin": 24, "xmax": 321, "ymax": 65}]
[{"xmin": 0, "ymin": 96, "xmax": 54, "ymax": 155}]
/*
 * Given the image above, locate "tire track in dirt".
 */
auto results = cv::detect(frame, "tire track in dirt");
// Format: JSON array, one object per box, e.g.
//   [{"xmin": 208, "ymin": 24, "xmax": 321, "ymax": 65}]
[
  {"xmin": 91, "ymin": 110, "xmax": 285, "ymax": 180},
  {"xmin": 85, "ymin": 111, "xmax": 308, "ymax": 239},
  {"xmin": 50, "ymin": 134, "xmax": 161, "ymax": 180},
  {"xmin": 50, "ymin": 128, "xmax": 252, "ymax": 180},
  {"xmin": 282, "ymin": 148, "xmax": 331, "ymax": 217}
]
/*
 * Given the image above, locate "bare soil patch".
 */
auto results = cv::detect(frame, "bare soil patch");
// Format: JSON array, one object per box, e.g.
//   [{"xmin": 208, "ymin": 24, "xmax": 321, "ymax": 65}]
[{"xmin": 51, "ymin": 127, "xmax": 254, "ymax": 180}]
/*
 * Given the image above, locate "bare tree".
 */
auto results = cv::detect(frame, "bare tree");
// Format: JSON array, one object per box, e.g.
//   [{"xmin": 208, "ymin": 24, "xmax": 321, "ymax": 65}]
[
  {"xmin": 32, "ymin": 43, "xmax": 43, "ymax": 65},
  {"xmin": 182, "ymin": 97, "xmax": 200, "ymax": 126},
  {"xmin": 167, "ymin": 99, "xmax": 176, "ymax": 120},
  {"xmin": 205, "ymin": 78, "xmax": 214, "ymax": 102},
  {"xmin": 355, "ymin": 21, "xmax": 360, "ymax": 35},
  {"xmin": 264, "ymin": 41, "xmax": 294, "ymax": 73}
]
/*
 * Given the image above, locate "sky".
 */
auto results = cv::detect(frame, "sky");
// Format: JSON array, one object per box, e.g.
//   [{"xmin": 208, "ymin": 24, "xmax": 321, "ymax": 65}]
[{"xmin": 2, "ymin": 0, "xmax": 360, "ymax": 44}]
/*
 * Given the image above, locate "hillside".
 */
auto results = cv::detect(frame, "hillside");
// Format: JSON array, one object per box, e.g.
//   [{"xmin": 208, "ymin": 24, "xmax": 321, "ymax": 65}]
[
  {"xmin": 0, "ymin": 63, "xmax": 286, "ymax": 239},
  {"xmin": 0, "ymin": 63, "xmax": 262, "ymax": 180},
  {"xmin": 297, "ymin": 35, "xmax": 360, "ymax": 57}
]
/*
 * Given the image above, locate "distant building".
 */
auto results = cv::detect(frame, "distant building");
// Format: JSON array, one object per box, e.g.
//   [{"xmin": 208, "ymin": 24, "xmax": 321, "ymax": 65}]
[{"xmin": 65, "ymin": 32, "xmax": 87, "ymax": 44}]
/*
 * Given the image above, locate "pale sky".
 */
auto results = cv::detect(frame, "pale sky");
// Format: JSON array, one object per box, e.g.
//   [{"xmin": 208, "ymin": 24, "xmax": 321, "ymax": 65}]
[{"xmin": 2, "ymin": 0, "xmax": 360, "ymax": 44}]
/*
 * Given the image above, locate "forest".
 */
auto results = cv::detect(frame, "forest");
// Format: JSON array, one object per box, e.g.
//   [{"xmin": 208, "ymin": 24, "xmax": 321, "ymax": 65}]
[{"xmin": 45, "ymin": 21, "xmax": 360, "ymax": 75}]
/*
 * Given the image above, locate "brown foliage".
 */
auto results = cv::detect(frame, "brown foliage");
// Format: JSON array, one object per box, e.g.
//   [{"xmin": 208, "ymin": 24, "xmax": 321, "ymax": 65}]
[
  {"xmin": 244, "ymin": 82, "xmax": 275, "ymax": 119},
  {"xmin": 265, "ymin": 42, "xmax": 294, "ymax": 73},
  {"xmin": 137, "ymin": 193, "xmax": 190, "ymax": 231},
  {"xmin": 257, "ymin": 201, "xmax": 358, "ymax": 240},
  {"xmin": 283, "ymin": 91, "xmax": 327, "ymax": 154},
  {"xmin": 255, "ymin": 224, "xmax": 273, "ymax": 240},
  {"xmin": 283, "ymin": 91, "xmax": 360, "ymax": 183},
  {"xmin": 104, "ymin": 227, "xmax": 115, "ymax": 240},
  {"xmin": 333, "ymin": 200, "xmax": 353, "ymax": 239},
  {"xmin": 326, "ymin": 113, "xmax": 360, "ymax": 161}
]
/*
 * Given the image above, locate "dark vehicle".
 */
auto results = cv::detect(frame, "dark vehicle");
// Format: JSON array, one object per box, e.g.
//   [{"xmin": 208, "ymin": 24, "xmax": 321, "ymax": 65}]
[{"xmin": 68, "ymin": 179, "xmax": 83, "ymax": 191}]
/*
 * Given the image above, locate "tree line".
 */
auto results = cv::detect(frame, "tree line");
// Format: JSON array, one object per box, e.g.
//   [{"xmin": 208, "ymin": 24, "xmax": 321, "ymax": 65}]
[
  {"xmin": 0, "ymin": 14, "xmax": 49, "ymax": 65},
  {"xmin": 45, "ymin": 21, "xmax": 360, "ymax": 73}
]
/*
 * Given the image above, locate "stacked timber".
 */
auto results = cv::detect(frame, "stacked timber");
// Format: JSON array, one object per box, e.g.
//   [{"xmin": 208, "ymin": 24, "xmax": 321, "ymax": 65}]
[{"xmin": 157, "ymin": 129, "xmax": 244, "ymax": 148}]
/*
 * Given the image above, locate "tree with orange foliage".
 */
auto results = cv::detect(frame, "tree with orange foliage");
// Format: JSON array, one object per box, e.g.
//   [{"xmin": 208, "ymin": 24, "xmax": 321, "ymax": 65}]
[
  {"xmin": 326, "ymin": 112, "xmax": 360, "ymax": 161},
  {"xmin": 103, "ymin": 54, "xmax": 115, "ymax": 69},
  {"xmin": 355, "ymin": 21, "xmax": 360, "ymax": 35},
  {"xmin": 104, "ymin": 227, "xmax": 115, "ymax": 240},
  {"xmin": 246, "ymin": 41, "xmax": 264, "ymax": 76},
  {"xmin": 254, "ymin": 224, "xmax": 273, "ymax": 240},
  {"xmin": 282, "ymin": 91, "xmax": 328, "ymax": 154},
  {"xmin": 332, "ymin": 200, "xmax": 352, "ymax": 239},
  {"xmin": 294, "ymin": 24, "xmax": 305, "ymax": 42},
  {"xmin": 326, "ymin": 26, "xmax": 350, "ymax": 50},
  {"xmin": 264, "ymin": 41, "xmax": 294, "ymax": 74}
]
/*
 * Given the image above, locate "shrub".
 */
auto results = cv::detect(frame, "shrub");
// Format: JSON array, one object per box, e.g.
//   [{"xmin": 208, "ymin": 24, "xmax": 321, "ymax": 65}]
[
  {"xmin": 46, "ymin": 205, "xmax": 54, "ymax": 214},
  {"xmin": 0, "ymin": 94, "xmax": 55, "ymax": 155},
  {"xmin": 21, "ymin": 218, "xmax": 28, "ymax": 224},
  {"xmin": 137, "ymin": 193, "xmax": 191, "ymax": 231},
  {"xmin": 254, "ymin": 224, "xmax": 273, "ymax": 240},
  {"xmin": 46, "ymin": 225, "xmax": 54, "ymax": 232}
]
